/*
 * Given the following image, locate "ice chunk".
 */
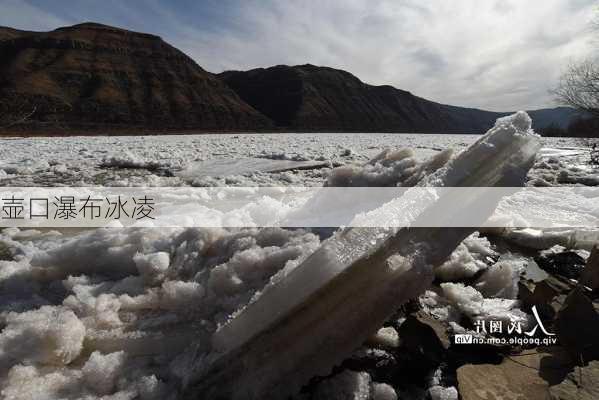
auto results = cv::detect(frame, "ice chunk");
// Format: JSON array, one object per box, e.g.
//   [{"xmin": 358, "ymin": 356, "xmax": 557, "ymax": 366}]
[
  {"xmin": 0, "ymin": 306, "xmax": 85, "ymax": 367},
  {"xmin": 313, "ymin": 370, "xmax": 371, "ymax": 400},
  {"xmin": 371, "ymin": 382, "xmax": 398, "ymax": 400},
  {"xmin": 134, "ymin": 251, "xmax": 170, "ymax": 285},
  {"xmin": 367, "ymin": 327, "xmax": 400, "ymax": 349},
  {"xmin": 177, "ymin": 158, "xmax": 329, "ymax": 181},
  {"xmin": 185, "ymin": 113, "xmax": 540, "ymax": 399},
  {"xmin": 474, "ymin": 260, "xmax": 519, "ymax": 299},
  {"xmin": 161, "ymin": 280, "xmax": 205, "ymax": 310},
  {"xmin": 325, "ymin": 147, "xmax": 452, "ymax": 187},
  {"xmin": 435, "ymin": 233, "xmax": 496, "ymax": 281},
  {"xmin": 441, "ymin": 283, "xmax": 528, "ymax": 327},
  {"xmin": 82, "ymin": 351, "xmax": 127, "ymax": 395},
  {"xmin": 1, "ymin": 364, "xmax": 83, "ymax": 400},
  {"xmin": 429, "ymin": 386, "xmax": 458, "ymax": 400}
]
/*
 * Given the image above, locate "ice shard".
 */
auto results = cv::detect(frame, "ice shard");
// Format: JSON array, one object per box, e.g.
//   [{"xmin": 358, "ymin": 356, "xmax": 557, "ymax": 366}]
[{"xmin": 183, "ymin": 112, "xmax": 541, "ymax": 400}]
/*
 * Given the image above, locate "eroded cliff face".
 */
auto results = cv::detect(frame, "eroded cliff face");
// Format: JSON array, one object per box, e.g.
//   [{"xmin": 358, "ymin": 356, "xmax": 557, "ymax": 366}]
[{"xmin": 0, "ymin": 23, "xmax": 271, "ymax": 132}]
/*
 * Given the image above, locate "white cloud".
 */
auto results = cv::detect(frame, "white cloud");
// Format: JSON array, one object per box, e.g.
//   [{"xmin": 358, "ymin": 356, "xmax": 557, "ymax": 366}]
[
  {"xmin": 0, "ymin": 0, "xmax": 70, "ymax": 32},
  {"xmin": 0, "ymin": 0, "xmax": 597, "ymax": 111},
  {"xmin": 171, "ymin": 0, "xmax": 597, "ymax": 111}
]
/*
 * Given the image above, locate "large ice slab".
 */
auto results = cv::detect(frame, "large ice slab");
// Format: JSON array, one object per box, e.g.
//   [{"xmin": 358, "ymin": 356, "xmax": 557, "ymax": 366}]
[
  {"xmin": 183, "ymin": 112, "xmax": 541, "ymax": 399},
  {"xmin": 176, "ymin": 157, "xmax": 329, "ymax": 180}
]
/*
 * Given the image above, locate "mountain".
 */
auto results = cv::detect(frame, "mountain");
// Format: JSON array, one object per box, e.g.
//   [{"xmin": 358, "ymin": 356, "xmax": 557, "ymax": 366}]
[
  {"xmin": 526, "ymin": 107, "xmax": 583, "ymax": 130},
  {"xmin": 0, "ymin": 22, "xmax": 581, "ymax": 135},
  {"xmin": 0, "ymin": 23, "xmax": 271, "ymax": 133},
  {"xmin": 219, "ymin": 64, "xmax": 579, "ymax": 133}
]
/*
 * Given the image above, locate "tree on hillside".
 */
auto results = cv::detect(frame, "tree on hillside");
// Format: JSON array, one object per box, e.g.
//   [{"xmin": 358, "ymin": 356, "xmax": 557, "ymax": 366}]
[{"xmin": 554, "ymin": 60, "xmax": 599, "ymax": 116}]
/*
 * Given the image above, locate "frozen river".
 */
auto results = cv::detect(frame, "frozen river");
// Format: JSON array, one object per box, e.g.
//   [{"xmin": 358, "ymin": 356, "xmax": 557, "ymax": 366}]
[
  {"xmin": 0, "ymin": 122, "xmax": 598, "ymax": 400},
  {"xmin": 0, "ymin": 133, "xmax": 595, "ymax": 187}
]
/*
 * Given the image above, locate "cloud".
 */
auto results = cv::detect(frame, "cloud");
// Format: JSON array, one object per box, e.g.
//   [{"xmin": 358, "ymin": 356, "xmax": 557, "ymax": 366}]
[
  {"xmin": 0, "ymin": 0, "xmax": 597, "ymax": 111},
  {"xmin": 0, "ymin": 0, "xmax": 71, "ymax": 31},
  {"xmin": 170, "ymin": 0, "xmax": 598, "ymax": 110}
]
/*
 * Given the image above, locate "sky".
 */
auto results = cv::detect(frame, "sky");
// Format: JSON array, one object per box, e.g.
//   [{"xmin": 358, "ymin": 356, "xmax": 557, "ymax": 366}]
[{"xmin": 0, "ymin": 0, "xmax": 597, "ymax": 111}]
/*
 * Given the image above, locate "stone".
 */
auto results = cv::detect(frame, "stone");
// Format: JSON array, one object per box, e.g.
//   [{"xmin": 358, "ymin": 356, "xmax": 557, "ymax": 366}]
[
  {"xmin": 458, "ymin": 352, "xmax": 551, "ymax": 400},
  {"xmin": 535, "ymin": 251, "xmax": 586, "ymax": 280},
  {"xmin": 549, "ymin": 361, "xmax": 599, "ymax": 400},
  {"xmin": 580, "ymin": 245, "xmax": 599, "ymax": 291},
  {"xmin": 0, "ymin": 23, "xmax": 271, "ymax": 133},
  {"xmin": 554, "ymin": 288, "xmax": 599, "ymax": 362}
]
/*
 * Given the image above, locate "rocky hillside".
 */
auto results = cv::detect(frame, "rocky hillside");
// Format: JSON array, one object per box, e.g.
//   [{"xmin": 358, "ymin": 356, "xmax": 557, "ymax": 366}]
[
  {"xmin": 220, "ymin": 64, "xmax": 579, "ymax": 133},
  {"xmin": 0, "ymin": 22, "xmax": 580, "ymax": 134},
  {"xmin": 0, "ymin": 23, "xmax": 271, "ymax": 133}
]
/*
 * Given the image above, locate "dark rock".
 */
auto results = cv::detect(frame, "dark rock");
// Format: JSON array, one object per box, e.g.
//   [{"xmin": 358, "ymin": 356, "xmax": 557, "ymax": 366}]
[
  {"xmin": 219, "ymin": 64, "xmax": 505, "ymax": 134},
  {"xmin": 0, "ymin": 23, "xmax": 271, "ymax": 133},
  {"xmin": 549, "ymin": 361, "xmax": 599, "ymax": 400},
  {"xmin": 393, "ymin": 312, "xmax": 449, "ymax": 380},
  {"xmin": 554, "ymin": 288, "xmax": 599, "ymax": 363},
  {"xmin": 535, "ymin": 251, "xmax": 586, "ymax": 280},
  {"xmin": 580, "ymin": 246, "xmax": 599, "ymax": 291},
  {"xmin": 457, "ymin": 349, "xmax": 560, "ymax": 400},
  {"xmin": 518, "ymin": 280, "xmax": 560, "ymax": 320},
  {"xmin": 0, "ymin": 241, "xmax": 12, "ymax": 261}
]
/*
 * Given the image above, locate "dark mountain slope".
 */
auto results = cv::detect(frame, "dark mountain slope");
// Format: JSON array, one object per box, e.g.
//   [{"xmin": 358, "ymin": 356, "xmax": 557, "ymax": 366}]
[
  {"xmin": 0, "ymin": 23, "xmax": 271, "ymax": 132},
  {"xmin": 220, "ymin": 64, "xmax": 578, "ymax": 133}
]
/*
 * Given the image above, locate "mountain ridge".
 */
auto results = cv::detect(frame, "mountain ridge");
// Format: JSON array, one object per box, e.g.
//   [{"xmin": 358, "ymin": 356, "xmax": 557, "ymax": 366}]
[
  {"xmin": 0, "ymin": 22, "xmax": 272, "ymax": 133},
  {"xmin": 0, "ymin": 22, "xmax": 582, "ymax": 135},
  {"xmin": 219, "ymin": 64, "xmax": 579, "ymax": 133}
]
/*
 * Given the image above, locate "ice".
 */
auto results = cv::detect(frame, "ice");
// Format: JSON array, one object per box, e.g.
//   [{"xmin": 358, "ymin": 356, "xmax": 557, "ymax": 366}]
[
  {"xmin": 2, "ymin": 112, "xmax": 595, "ymax": 399},
  {"xmin": 371, "ymin": 383, "xmax": 398, "ymax": 400},
  {"xmin": 177, "ymin": 157, "xmax": 330, "ymax": 183},
  {"xmin": 325, "ymin": 147, "xmax": 452, "ymax": 187},
  {"xmin": 367, "ymin": 327, "xmax": 400, "ymax": 349},
  {"xmin": 435, "ymin": 233, "xmax": 496, "ymax": 281},
  {"xmin": 0, "ymin": 226, "xmax": 320, "ymax": 399},
  {"xmin": 440, "ymin": 283, "xmax": 485, "ymax": 316},
  {"xmin": 0, "ymin": 306, "xmax": 85, "ymax": 368},
  {"xmin": 441, "ymin": 283, "xmax": 529, "ymax": 327},
  {"xmin": 429, "ymin": 386, "xmax": 458, "ymax": 400},
  {"xmin": 474, "ymin": 259, "xmax": 519, "ymax": 299},
  {"xmin": 186, "ymin": 113, "xmax": 540, "ymax": 399},
  {"xmin": 82, "ymin": 351, "xmax": 126, "ymax": 395},
  {"xmin": 2, "ymin": 130, "xmax": 592, "ymax": 188},
  {"xmin": 313, "ymin": 370, "xmax": 371, "ymax": 400},
  {"xmin": 100, "ymin": 151, "xmax": 167, "ymax": 170},
  {"xmin": 134, "ymin": 252, "xmax": 170, "ymax": 285},
  {"xmin": 499, "ymin": 228, "xmax": 599, "ymax": 251},
  {"xmin": 1, "ymin": 364, "xmax": 83, "ymax": 400}
]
